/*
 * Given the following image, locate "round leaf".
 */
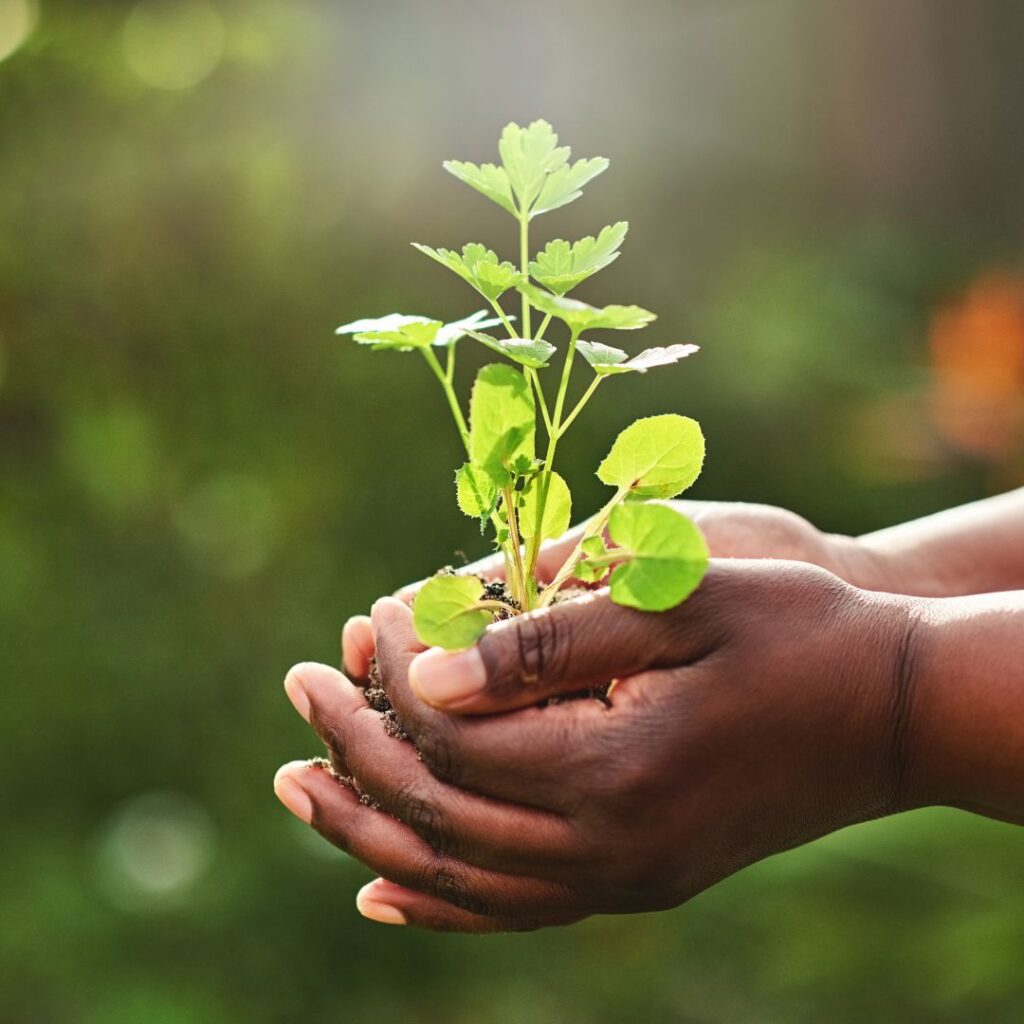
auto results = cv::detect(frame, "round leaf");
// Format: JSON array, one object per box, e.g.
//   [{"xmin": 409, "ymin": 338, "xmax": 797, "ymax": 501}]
[
  {"xmin": 455, "ymin": 462, "xmax": 498, "ymax": 522},
  {"xmin": 518, "ymin": 471, "xmax": 572, "ymax": 541},
  {"xmin": 607, "ymin": 503, "xmax": 709, "ymax": 611},
  {"xmin": 597, "ymin": 414, "xmax": 705, "ymax": 498},
  {"xmin": 469, "ymin": 364, "xmax": 536, "ymax": 482},
  {"xmin": 413, "ymin": 575, "xmax": 492, "ymax": 650}
]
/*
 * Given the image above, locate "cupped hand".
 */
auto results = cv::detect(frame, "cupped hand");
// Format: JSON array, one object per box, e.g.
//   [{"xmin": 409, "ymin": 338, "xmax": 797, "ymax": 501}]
[
  {"xmin": 277, "ymin": 560, "xmax": 924, "ymax": 932},
  {"xmin": 341, "ymin": 499, "xmax": 865, "ymax": 680}
]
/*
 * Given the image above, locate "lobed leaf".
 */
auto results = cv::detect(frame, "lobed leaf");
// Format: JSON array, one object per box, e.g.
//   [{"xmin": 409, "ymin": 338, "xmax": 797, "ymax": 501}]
[
  {"xmin": 412, "ymin": 242, "xmax": 524, "ymax": 302},
  {"xmin": 518, "ymin": 471, "xmax": 572, "ymax": 541},
  {"xmin": 606, "ymin": 503, "xmax": 709, "ymax": 611},
  {"xmin": 498, "ymin": 120, "xmax": 571, "ymax": 211},
  {"xmin": 532, "ymin": 156, "xmax": 609, "ymax": 218},
  {"xmin": 578, "ymin": 340, "xmax": 700, "ymax": 375},
  {"xmin": 441, "ymin": 160, "xmax": 516, "ymax": 215},
  {"xmin": 529, "ymin": 222, "xmax": 629, "ymax": 294},
  {"xmin": 573, "ymin": 535, "xmax": 611, "ymax": 584},
  {"xmin": 413, "ymin": 575, "xmax": 493, "ymax": 649},
  {"xmin": 433, "ymin": 310, "xmax": 509, "ymax": 347},
  {"xmin": 518, "ymin": 284, "xmax": 655, "ymax": 334},
  {"xmin": 467, "ymin": 331, "xmax": 556, "ymax": 369},
  {"xmin": 336, "ymin": 313, "xmax": 441, "ymax": 351},
  {"xmin": 597, "ymin": 414, "xmax": 705, "ymax": 498},
  {"xmin": 469, "ymin": 363, "xmax": 536, "ymax": 483}
]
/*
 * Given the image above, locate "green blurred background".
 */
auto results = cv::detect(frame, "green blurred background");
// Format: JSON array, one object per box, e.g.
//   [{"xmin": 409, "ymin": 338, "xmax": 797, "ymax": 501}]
[{"xmin": 3, "ymin": 1, "xmax": 1024, "ymax": 1021}]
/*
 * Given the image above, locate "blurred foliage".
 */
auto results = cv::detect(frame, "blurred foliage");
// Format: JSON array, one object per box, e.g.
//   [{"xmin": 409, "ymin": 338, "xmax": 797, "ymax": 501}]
[{"xmin": 2, "ymin": 1, "xmax": 1023, "ymax": 1022}]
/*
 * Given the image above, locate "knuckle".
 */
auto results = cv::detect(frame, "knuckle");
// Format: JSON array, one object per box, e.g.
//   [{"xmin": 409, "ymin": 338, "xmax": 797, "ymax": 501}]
[
  {"xmin": 421, "ymin": 857, "xmax": 495, "ymax": 916},
  {"xmin": 392, "ymin": 784, "xmax": 454, "ymax": 853},
  {"xmin": 495, "ymin": 609, "xmax": 572, "ymax": 690},
  {"xmin": 415, "ymin": 724, "xmax": 461, "ymax": 786}
]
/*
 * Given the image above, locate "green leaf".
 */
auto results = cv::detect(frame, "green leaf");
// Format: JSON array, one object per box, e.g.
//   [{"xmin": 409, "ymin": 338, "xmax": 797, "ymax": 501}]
[
  {"xmin": 336, "ymin": 313, "xmax": 441, "ymax": 351},
  {"xmin": 518, "ymin": 284, "xmax": 655, "ymax": 334},
  {"xmin": 518, "ymin": 471, "xmax": 572, "ymax": 541},
  {"xmin": 412, "ymin": 243, "xmax": 524, "ymax": 302},
  {"xmin": 467, "ymin": 331, "xmax": 556, "ymax": 369},
  {"xmin": 498, "ymin": 120, "xmax": 570, "ymax": 211},
  {"xmin": 529, "ymin": 222, "xmax": 628, "ymax": 294},
  {"xmin": 578, "ymin": 340, "xmax": 700, "ymax": 375},
  {"xmin": 441, "ymin": 160, "xmax": 516, "ymax": 215},
  {"xmin": 413, "ymin": 575, "xmax": 493, "ymax": 649},
  {"xmin": 606, "ymin": 503, "xmax": 709, "ymax": 611},
  {"xmin": 434, "ymin": 310, "xmax": 508, "ymax": 347},
  {"xmin": 532, "ymin": 156, "xmax": 609, "ymax": 218},
  {"xmin": 597, "ymin": 414, "xmax": 705, "ymax": 498},
  {"xmin": 469, "ymin": 364, "xmax": 536, "ymax": 483},
  {"xmin": 573, "ymin": 536, "xmax": 611, "ymax": 583},
  {"xmin": 455, "ymin": 462, "xmax": 498, "ymax": 527}
]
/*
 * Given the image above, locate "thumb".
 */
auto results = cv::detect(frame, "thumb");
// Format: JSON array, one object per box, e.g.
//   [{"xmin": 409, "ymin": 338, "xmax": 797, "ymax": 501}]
[{"xmin": 408, "ymin": 590, "xmax": 671, "ymax": 715}]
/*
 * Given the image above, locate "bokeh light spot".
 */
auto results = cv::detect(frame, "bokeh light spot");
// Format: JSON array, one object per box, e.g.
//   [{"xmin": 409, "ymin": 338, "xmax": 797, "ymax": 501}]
[
  {"xmin": 0, "ymin": 0, "xmax": 36, "ymax": 64},
  {"xmin": 96, "ymin": 792, "xmax": 215, "ymax": 911},
  {"xmin": 122, "ymin": 0, "xmax": 225, "ymax": 91}
]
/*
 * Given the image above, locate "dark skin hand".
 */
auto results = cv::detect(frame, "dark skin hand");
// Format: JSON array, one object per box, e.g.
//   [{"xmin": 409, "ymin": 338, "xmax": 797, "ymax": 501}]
[{"xmin": 276, "ymin": 492, "xmax": 1024, "ymax": 931}]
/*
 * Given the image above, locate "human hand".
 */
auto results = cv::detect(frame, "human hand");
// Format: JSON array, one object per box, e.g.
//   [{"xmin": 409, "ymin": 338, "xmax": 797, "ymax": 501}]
[{"xmin": 278, "ymin": 560, "xmax": 924, "ymax": 932}]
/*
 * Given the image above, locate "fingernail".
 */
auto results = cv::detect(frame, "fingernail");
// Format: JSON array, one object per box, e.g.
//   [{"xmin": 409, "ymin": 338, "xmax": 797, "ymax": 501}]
[
  {"xmin": 283, "ymin": 670, "xmax": 311, "ymax": 722},
  {"xmin": 274, "ymin": 766, "xmax": 313, "ymax": 825},
  {"xmin": 356, "ymin": 883, "xmax": 407, "ymax": 926},
  {"xmin": 409, "ymin": 646, "xmax": 486, "ymax": 707}
]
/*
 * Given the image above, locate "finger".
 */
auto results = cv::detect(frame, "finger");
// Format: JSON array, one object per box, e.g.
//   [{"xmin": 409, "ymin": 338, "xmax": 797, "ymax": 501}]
[
  {"xmin": 407, "ymin": 587, "xmax": 713, "ymax": 715},
  {"xmin": 274, "ymin": 760, "xmax": 581, "ymax": 918},
  {"xmin": 370, "ymin": 598, "xmax": 598, "ymax": 809},
  {"xmin": 285, "ymin": 662, "xmax": 579, "ymax": 873},
  {"xmin": 356, "ymin": 878, "xmax": 585, "ymax": 933},
  {"xmin": 342, "ymin": 616, "xmax": 375, "ymax": 681}
]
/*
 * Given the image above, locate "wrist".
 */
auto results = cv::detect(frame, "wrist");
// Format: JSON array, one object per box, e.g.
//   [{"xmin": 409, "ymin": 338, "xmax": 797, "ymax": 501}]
[
  {"xmin": 829, "ymin": 533, "xmax": 947, "ymax": 597},
  {"xmin": 896, "ymin": 592, "xmax": 1024, "ymax": 824}
]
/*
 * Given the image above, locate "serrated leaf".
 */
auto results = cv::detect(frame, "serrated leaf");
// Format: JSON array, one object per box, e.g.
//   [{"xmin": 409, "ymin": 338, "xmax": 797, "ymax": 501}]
[
  {"xmin": 434, "ymin": 310, "xmax": 509, "ymax": 347},
  {"xmin": 529, "ymin": 222, "xmax": 629, "ymax": 294},
  {"xmin": 597, "ymin": 414, "xmax": 705, "ymax": 498},
  {"xmin": 412, "ymin": 242, "xmax": 525, "ymax": 302},
  {"xmin": 573, "ymin": 535, "xmax": 611, "ymax": 583},
  {"xmin": 442, "ymin": 160, "xmax": 515, "ymax": 215},
  {"xmin": 498, "ymin": 120, "xmax": 570, "ymax": 211},
  {"xmin": 532, "ymin": 156, "xmax": 609, "ymax": 218},
  {"xmin": 469, "ymin": 364, "xmax": 536, "ymax": 483},
  {"xmin": 467, "ymin": 331, "xmax": 556, "ymax": 369},
  {"xmin": 336, "ymin": 313, "xmax": 441, "ymax": 351},
  {"xmin": 578, "ymin": 340, "xmax": 700, "ymax": 375},
  {"xmin": 518, "ymin": 284, "xmax": 655, "ymax": 334},
  {"xmin": 606, "ymin": 503, "xmax": 709, "ymax": 611},
  {"xmin": 413, "ymin": 575, "xmax": 493, "ymax": 649},
  {"xmin": 518, "ymin": 471, "xmax": 572, "ymax": 541},
  {"xmin": 455, "ymin": 462, "xmax": 499, "ymax": 527}
]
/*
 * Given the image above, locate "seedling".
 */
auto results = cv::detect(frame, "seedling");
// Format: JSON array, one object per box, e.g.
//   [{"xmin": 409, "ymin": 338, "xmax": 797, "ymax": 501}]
[{"xmin": 338, "ymin": 121, "xmax": 709, "ymax": 649}]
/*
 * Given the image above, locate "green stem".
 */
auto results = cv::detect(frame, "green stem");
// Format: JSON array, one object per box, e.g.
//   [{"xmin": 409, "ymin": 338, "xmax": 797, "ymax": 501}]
[
  {"xmin": 519, "ymin": 213, "xmax": 531, "ymax": 339},
  {"xmin": 556, "ymin": 375, "xmax": 602, "ymax": 439},
  {"xmin": 538, "ymin": 486, "xmax": 630, "ymax": 606},
  {"xmin": 422, "ymin": 348, "xmax": 469, "ymax": 451},
  {"xmin": 445, "ymin": 343, "xmax": 456, "ymax": 384},
  {"xmin": 502, "ymin": 482, "xmax": 528, "ymax": 607},
  {"xmin": 527, "ymin": 368, "xmax": 553, "ymax": 436},
  {"xmin": 524, "ymin": 327, "xmax": 581, "ymax": 578},
  {"xmin": 533, "ymin": 312, "xmax": 553, "ymax": 343},
  {"xmin": 488, "ymin": 299, "xmax": 517, "ymax": 340}
]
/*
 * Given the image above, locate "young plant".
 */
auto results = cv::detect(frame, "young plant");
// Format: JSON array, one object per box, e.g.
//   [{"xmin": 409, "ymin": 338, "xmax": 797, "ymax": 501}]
[{"xmin": 338, "ymin": 120, "xmax": 709, "ymax": 649}]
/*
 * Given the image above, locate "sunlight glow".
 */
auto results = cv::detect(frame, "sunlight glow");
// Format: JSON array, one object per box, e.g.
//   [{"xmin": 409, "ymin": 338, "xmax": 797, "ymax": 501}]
[
  {"xmin": 122, "ymin": 0, "xmax": 225, "ymax": 90},
  {"xmin": 0, "ymin": 0, "xmax": 37, "ymax": 64}
]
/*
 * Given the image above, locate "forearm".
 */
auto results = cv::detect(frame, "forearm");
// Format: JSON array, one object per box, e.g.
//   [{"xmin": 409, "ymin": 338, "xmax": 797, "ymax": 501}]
[
  {"xmin": 849, "ymin": 488, "xmax": 1024, "ymax": 597},
  {"xmin": 908, "ymin": 590, "xmax": 1024, "ymax": 825}
]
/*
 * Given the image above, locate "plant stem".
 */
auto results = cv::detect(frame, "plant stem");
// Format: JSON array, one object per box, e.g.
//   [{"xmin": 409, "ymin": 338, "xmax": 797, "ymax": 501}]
[
  {"xmin": 527, "ymin": 368, "xmax": 553, "ymax": 436},
  {"xmin": 473, "ymin": 599, "xmax": 520, "ymax": 616},
  {"xmin": 422, "ymin": 348, "xmax": 469, "ymax": 451},
  {"xmin": 524, "ymin": 327, "xmax": 581, "ymax": 577},
  {"xmin": 533, "ymin": 312, "xmax": 553, "ymax": 342},
  {"xmin": 502, "ymin": 482, "xmax": 528, "ymax": 607},
  {"xmin": 519, "ymin": 213, "xmax": 531, "ymax": 339},
  {"xmin": 538, "ymin": 485, "xmax": 629, "ymax": 606},
  {"xmin": 556, "ymin": 375, "xmax": 602, "ymax": 439},
  {"xmin": 488, "ymin": 299, "xmax": 517, "ymax": 340},
  {"xmin": 445, "ymin": 343, "xmax": 456, "ymax": 384}
]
